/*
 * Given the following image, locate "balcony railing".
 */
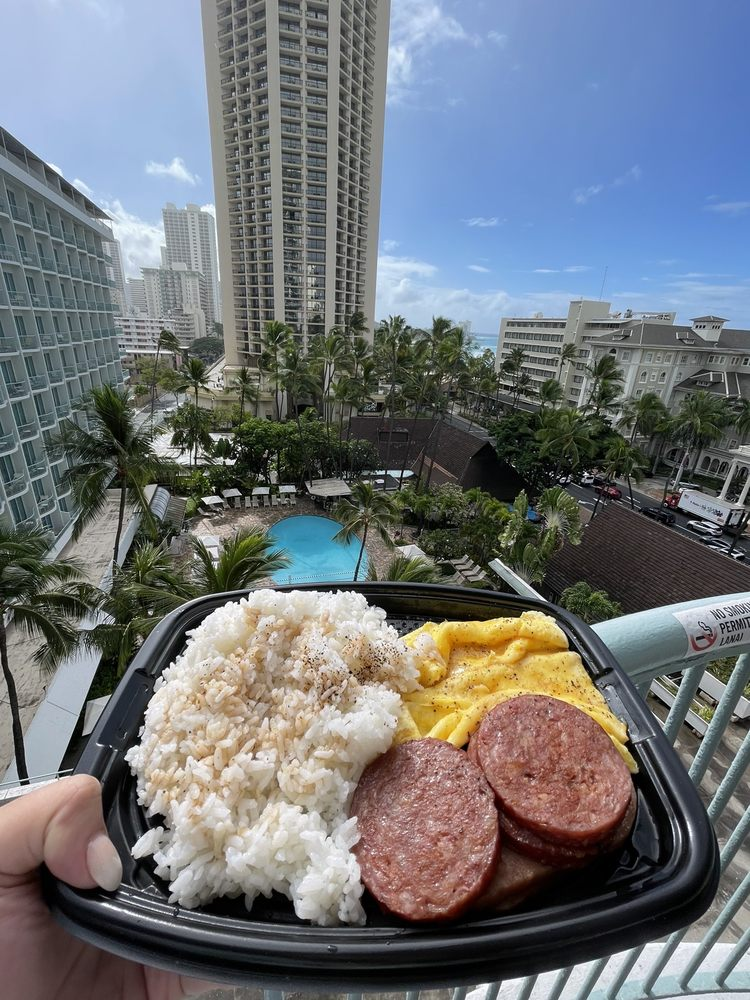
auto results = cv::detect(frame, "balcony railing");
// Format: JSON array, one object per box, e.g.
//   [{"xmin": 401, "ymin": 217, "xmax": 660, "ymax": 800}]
[
  {"xmin": 26, "ymin": 459, "xmax": 47, "ymax": 478},
  {"xmin": 36, "ymin": 495, "xmax": 55, "ymax": 515},
  {"xmin": 0, "ymin": 432, "xmax": 16, "ymax": 453},
  {"xmin": 2, "ymin": 472, "xmax": 26, "ymax": 496},
  {"xmin": 261, "ymin": 592, "xmax": 746, "ymax": 1000},
  {"xmin": 8, "ymin": 291, "xmax": 29, "ymax": 307},
  {"xmin": 28, "ymin": 374, "xmax": 47, "ymax": 390},
  {"xmin": 17, "ymin": 421, "xmax": 37, "ymax": 440},
  {"xmin": 6, "ymin": 380, "xmax": 27, "ymax": 398},
  {"xmin": 0, "ymin": 337, "xmax": 17, "ymax": 353},
  {"xmin": 0, "ymin": 243, "xmax": 18, "ymax": 262}
]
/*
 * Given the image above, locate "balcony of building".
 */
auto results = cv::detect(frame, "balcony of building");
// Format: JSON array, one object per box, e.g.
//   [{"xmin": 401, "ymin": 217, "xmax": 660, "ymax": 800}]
[{"xmin": 2, "ymin": 472, "xmax": 27, "ymax": 497}]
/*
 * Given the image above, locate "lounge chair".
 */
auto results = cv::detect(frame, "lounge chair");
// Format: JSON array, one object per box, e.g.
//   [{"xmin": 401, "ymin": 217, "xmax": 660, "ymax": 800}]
[
  {"xmin": 271, "ymin": 494, "xmax": 279, "ymax": 507},
  {"xmin": 452, "ymin": 555, "xmax": 476, "ymax": 572},
  {"xmin": 262, "ymin": 495, "xmax": 270, "ymax": 507},
  {"xmin": 290, "ymin": 494, "xmax": 297, "ymax": 507}
]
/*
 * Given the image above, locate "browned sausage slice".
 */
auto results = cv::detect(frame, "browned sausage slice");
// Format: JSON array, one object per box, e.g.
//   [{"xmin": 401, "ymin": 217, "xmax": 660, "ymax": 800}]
[
  {"xmin": 499, "ymin": 788, "xmax": 637, "ymax": 867},
  {"xmin": 472, "ymin": 695, "xmax": 632, "ymax": 847},
  {"xmin": 351, "ymin": 738, "xmax": 500, "ymax": 922}
]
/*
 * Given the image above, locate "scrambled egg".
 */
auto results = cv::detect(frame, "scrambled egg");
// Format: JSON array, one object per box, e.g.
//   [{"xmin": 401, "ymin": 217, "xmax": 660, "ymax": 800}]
[{"xmin": 396, "ymin": 610, "xmax": 637, "ymax": 772}]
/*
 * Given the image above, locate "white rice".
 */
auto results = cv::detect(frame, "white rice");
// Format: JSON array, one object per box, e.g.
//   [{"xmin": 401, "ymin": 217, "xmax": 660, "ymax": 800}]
[{"xmin": 125, "ymin": 588, "xmax": 419, "ymax": 926}]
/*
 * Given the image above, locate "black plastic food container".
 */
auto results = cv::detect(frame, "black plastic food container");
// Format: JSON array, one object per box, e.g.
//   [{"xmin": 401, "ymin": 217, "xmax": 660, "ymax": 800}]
[{"xmin": 45, "ymin": 583, "xmax": 720, "ymax": 991}]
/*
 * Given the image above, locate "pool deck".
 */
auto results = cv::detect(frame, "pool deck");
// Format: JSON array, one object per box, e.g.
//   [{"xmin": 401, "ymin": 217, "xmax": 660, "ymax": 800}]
[{"xmin": 190, "ymin": 493, "xmax": 397, "ymax": 584}]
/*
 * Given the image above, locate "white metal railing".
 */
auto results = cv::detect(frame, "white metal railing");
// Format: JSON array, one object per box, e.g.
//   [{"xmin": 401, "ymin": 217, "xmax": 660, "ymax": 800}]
[{"xmin": 250, "ymin": 593, "xmax": 750, "ymax": 1000}]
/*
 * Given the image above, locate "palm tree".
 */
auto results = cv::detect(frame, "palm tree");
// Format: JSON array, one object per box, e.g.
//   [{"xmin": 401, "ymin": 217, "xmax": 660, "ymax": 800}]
[
  {"xmin": 536, "ymin": 407, "xmax": 595, "ymax": 479},
  {"xmin": 84, "ymin": 541, "xmax": 191, "ymax": 677},
  {"xmin": 558, "ymin": 342, "xmax": 579, "ymax": 385},
  {"xmin": 733, "ymin": 398, "xmax": 750, "ymax": 443},
  {"xmin": 311, "ymin": 329, "xmax": 349, "ymax": 429},
  {"xmin": 0, "ymin": 525, "xmax": 100, "ymax": 783},
  {"xmin": 232, "ymin": 366, "xmax": 258, "ymax": 425},
  {"xmin": 149, "ymin": 328, "xmax": 182, "ymax": 430},
  {"xmin": 536, "ymin": 486, "xmax": 583, "ymax": 555},
  {"xmin": 424, "ymin": 324, "xmax": 474, "ymax": 489},
  {"xmin": 178, "ymin": 357, "xmax": 211, "ymax": 465},
  {"xmin": 497, "ymin": 487, "xmax": 582, "ymax": 584},
  {"xmin": 559, "ymin": 582, "xmax": 622, "ymax": 624},
  {"xmin": 51, "ymin": 385, "xmax": 161, "ymax": 565},
  {"xmin": 617, "ymin": 392, "xmax": 668, "ymax": 443},
  {"xmin": 582, "ymin": 355, "xmax": 624, "ymax": 416},
  {"xmin": 537, "ymin": 378, "xmax": 564, "ymax": 415},
  {"xmin": 260, "ymin": 320, "xmax": 292, "ymax": 420},
  {"xmin": 594, "ymin": 438, "xmax": 645, "ymax": 513},
  {"xmin": 169, "ymin": 402, "xmax": 213, "ymax": 470},
  {"xmin": 671, "ymin": 391, "xmax": 732, "ymax": 487},
  {"xmin": 334, "ymin": 480, "xmax": 399, "ymax": 581},
  {"xmin": 378, "ymin": 553, "xmax": 441, "ymax": 583},
  {"xmin": 374, "ymin": 314, "xmax": 410, "ymax": 431},
  {"xmin": 280, "ymin": 342, "xmax": 320, "ymax": 476},
  {"xmin": 190, "ymin": 530, "xmax": 289, "ymax": 593}
]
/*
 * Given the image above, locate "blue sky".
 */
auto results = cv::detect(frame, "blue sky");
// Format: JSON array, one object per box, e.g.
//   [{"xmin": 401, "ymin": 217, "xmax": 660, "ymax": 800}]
[{"xmin": 3, "ymin": 0, "xmax": 750, "ymax": 338}]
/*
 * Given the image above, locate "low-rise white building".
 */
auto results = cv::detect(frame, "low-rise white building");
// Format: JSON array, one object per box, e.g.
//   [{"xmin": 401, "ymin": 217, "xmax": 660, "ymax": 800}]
[{"xmin": 496, "ymin": 299, "xmax": 675, "ymax": 405}]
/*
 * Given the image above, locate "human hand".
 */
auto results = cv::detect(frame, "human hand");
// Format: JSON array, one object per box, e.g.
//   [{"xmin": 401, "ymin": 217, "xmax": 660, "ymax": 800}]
[{"xmin": 0, "ymin": 774, "xmax": 219, "ymax": 1000}]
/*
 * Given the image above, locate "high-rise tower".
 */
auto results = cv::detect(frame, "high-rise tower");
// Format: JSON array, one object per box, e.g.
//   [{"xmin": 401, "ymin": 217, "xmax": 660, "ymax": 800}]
[
  {"xmin": 201, "ymin": 0, "xmax": 389, "ymax": 369},
  {"xmin": 162, "ymin": 202, "xmax": 221, "ymax": 329}
]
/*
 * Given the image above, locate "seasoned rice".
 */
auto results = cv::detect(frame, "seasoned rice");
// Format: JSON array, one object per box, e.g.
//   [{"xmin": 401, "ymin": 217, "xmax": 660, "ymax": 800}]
[{"xmin": 126, "ymin": 589, "xmax": 419, "ymax": 926}]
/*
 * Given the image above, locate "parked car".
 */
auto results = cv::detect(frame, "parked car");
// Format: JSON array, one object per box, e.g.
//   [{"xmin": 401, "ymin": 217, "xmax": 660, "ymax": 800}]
[
  {"xmin": 641, "ymin": 506, "xmax": 676, "ymax": 525},
  {"xmin": 702, "ymin": 539, "xmax": 746, "ymax": 560},
  {"xmin": 685, "ymin": 519, "xmax": 723, "ymax": 537},
  {"xmin": 594, "ymin": 483, "xmax": 622, "ymax": 500},
  {"xmin": 580, "ymin": 472, "xmax": 595, "ymax": 486}
]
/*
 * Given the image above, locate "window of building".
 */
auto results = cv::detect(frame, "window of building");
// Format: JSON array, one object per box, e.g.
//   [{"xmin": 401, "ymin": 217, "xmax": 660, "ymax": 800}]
[
  {"xmin": 655, "ymin": 353, "xmax": 662, "ymax": 362},
  {"xmin": 658, "ymin": 371, "xmax": 666, "ymax": 383},
  {"xmin": 680, "ymin": 354, "xmax": 689, "ymax": 363},
  {"xmin": 663, "ymin": 353, "xmax": 672, "ymax": 363},
  {"xmin": 635, "ymin": 389, "xmax": 643, "ymax": 398},
  {"xmin": 645, "ymin": 352, "xmax": 653, "ymax": 363},
  {"xmin": 639, "ymin": 370, "xmax": 648, "ymax": 382},
  {"xmin": 650, "ymin": 372, "xmax": 657, "ymax": 381},
  {"xmin": 621, "ymin": 350, "xmax": 631, "ymax": 360}
]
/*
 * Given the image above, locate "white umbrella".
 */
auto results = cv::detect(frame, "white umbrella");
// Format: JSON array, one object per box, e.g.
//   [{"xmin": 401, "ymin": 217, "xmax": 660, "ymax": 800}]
[
  {"xmin": 278, "ymin": 485, "xmax": 296, "ymax": 494},
  {"xmin": 252, "ymin": 486, "xmax": 271, "ymax": 496},
  {"xmin": 202, "ymin": 495, "xmax": 224, "ymax": 507},
  {"xmin": 222, "ymin": 488, "xmax": 242, "ymax": 499}
]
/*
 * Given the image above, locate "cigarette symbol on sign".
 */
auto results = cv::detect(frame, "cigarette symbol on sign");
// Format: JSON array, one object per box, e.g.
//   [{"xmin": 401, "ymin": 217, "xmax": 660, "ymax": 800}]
[{"xmin": 690, "ymin": 620, "xmax": 717, "ymax": 653}]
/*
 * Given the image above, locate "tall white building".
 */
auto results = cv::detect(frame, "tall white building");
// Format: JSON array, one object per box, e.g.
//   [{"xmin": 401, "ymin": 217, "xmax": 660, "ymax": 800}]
[
  {"xmin": 125, "ymin": 276, "xmax": 147, "ymax": 314},
  {"xmin": 200, "ymin": 0, "xmax": 390, "ymax": 370},
  {"xmin": 141, "ymin": 263, "xmax": 208, "ymax": 343},
  {"xmin": 103, "ymin": 237, "xmax": 127, "ymax": 315},
  {"xmin": 0, "ymin": 126, "xmax": 123, "ymax": 538},
  {"xmin": 496, "ymin": 299, "xmax": 675, "ymax": 406},
  {"xmin": 162, "ymin": 202, "xmax": 221, "ymax": 329}
]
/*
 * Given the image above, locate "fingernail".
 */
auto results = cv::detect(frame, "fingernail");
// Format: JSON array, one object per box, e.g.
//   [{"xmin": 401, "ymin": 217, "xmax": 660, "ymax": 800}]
[
  {"xmin": 86, "ymin": 833, "xmax": 122, "ymax": 892},
  {"xmin": 182, "ymin": 978, "xmax": 223, "ymax": 996}
]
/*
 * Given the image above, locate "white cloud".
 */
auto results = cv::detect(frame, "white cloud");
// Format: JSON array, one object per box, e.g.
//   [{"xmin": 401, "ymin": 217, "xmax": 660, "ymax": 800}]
[
  {"xmin": 199, "ymin": 202, "xmax": 216, "ymax": 218},
  {"xmin": 534, "ymin": 268, "xmax": 559, "ymax": 274},
  {"xmin": 463, "ymin": 216, "xmax": 500, "ymax": 228},
  {"xmin": 376, "ymin": 253, "xmax": 587, "ymax": 332},
  {"xmin": 468, "ymin": 264, "xmax": 491, "ymax": 273},
  {"xmin": 573, "ymin": 183, "xmax": 604, "ymax": 205},
  {"xmin": 145, "ymin": 157, "xmax": 200, "ymax": 186},
  {"xmin": 705, "ymin": 200, "xmax": 750, "ymax": 216},
  {"xmin": 388, "ymin": 0, "xmax": 479, "ymax": 105},
  {"xmin": 382, "ymin": 238, "xmax": 400, "ymax": 252},
  {"xmin": 46, "ymin": 162, "xmax": 63, "ymax": 175},
  {"xmin": 488, "ymin": 31, "xmax": 508, "ymax": 47},
  {"xmin": 564, "ymin": 264, "xmax": 591, "ymax": 273},
  {"xmin": 72, "ymin": 177, "xmax": 93, "ymax": 198},
  {"xmin": 613, "ymin": 164, "xmax": 642, "ymax": 186},
  {"xmin": 100, "ymin": 198, "xmax": 165, "ymax": 277},
  {"xmin": 574, "ymin": 165, "xmax": 641, "ymax": 205}
]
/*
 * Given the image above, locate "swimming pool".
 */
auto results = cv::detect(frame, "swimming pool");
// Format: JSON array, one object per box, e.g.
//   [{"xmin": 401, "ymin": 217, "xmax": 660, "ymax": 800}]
[{"xmin": 268, "ymin": 515, "xmax": 367, "ymax": 584}]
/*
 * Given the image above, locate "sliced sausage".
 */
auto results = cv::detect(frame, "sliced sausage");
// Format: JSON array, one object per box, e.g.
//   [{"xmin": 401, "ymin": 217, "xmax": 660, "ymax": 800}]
[
  {"xmin": 351, "ymin": 738, "xmax": 500, "ymax": 922},
  {"xmin": 472, "ymin": 695, "xmax": 632, "ymax": 847},
  {"xmin": 472, "ymin": 846, "xmax": 558, "ymax": 913},
  {"xmin": 499, "ymin": 788, "xmax": 637, "ymax": 867}
]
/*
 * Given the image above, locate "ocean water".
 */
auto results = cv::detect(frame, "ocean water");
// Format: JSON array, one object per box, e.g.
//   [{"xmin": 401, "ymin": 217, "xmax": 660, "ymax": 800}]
[{"xmin": 472, "ymin": 332, "xmax": 498, "ymax": 356}]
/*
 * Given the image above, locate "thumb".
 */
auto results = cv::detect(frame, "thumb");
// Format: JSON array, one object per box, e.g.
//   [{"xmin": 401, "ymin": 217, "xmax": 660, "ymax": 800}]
[{"xmin": 0, "ymin": 775, "xmax": 122, "ymax": 892}]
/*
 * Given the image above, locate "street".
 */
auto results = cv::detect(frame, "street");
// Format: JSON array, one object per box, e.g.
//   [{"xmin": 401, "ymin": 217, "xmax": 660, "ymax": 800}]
[{"xmin": 565, "ymin": 481, "xmax": 748, "ymax": 557}]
